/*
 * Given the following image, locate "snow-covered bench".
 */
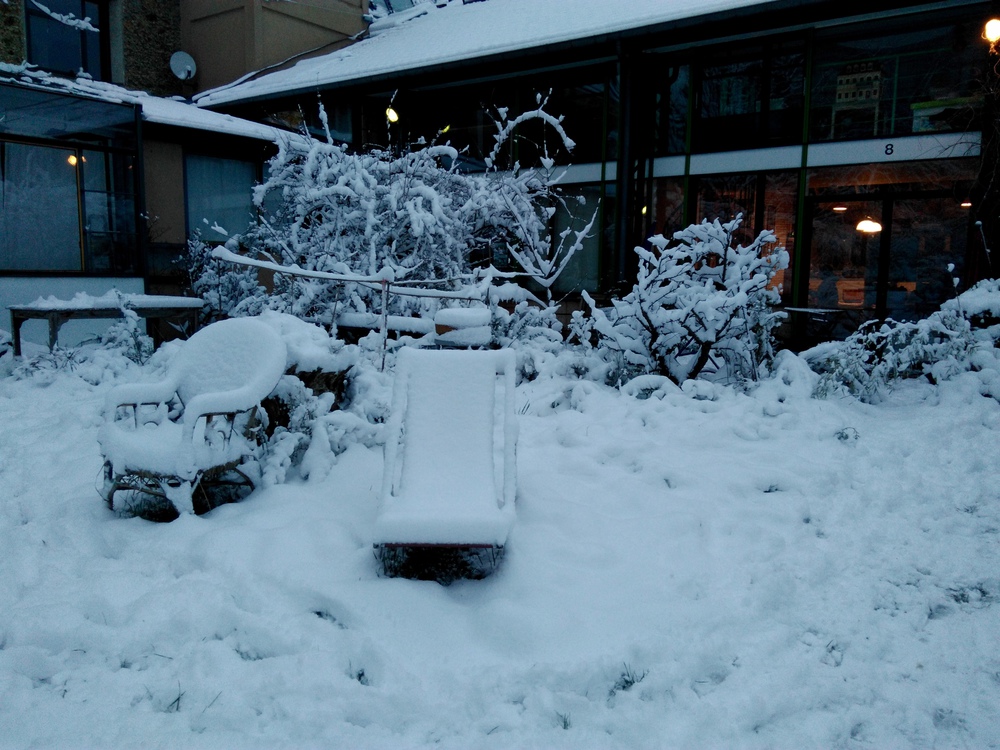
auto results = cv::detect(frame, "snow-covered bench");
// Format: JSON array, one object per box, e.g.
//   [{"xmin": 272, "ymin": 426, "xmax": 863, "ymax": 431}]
[
  {"xmin": 98, "ymin": 317, "xmax": 287, "ymax": 519},
  {"xmin": 8, "ymin": 291, "xmax": 204, "ymax": 355},
  {"xmin": 375, "ymin": 347, "xmax": 517, "ymax": 581}
]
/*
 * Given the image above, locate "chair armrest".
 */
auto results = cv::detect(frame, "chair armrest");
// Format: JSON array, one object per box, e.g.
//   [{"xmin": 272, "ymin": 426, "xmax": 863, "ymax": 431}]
[
  {"xmin": 104, "ymin": 379, "xmax": 180, "ymax": 413},
  {"xmin": 181, "ymin": 385, "xmax": 263, "ymax": 440}
]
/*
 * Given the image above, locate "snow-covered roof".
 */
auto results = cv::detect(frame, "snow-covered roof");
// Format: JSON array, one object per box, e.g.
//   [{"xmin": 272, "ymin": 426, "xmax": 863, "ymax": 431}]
[
  {"xmin": 196, "ymin": 0, "xmax": 779, "ymax": 108},
  {"xmin": 0, "ymin": 62, "xmax": 292, "ymax": 142}
]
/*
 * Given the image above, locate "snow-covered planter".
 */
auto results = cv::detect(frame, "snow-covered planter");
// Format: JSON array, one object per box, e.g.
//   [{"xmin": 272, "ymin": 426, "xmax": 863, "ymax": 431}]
[{"xmin": 579, "ymin": 215, "xmax": 788, "ymax": 385}]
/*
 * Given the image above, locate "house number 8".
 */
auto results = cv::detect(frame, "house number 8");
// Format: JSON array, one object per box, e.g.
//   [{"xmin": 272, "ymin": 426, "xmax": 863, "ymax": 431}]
[{"xmin": 884, "ymin": 143, "xmax": 895, "ymax": 156}]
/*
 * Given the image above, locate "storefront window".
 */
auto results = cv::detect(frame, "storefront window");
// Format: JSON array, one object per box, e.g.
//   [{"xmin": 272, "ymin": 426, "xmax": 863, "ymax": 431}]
[
  {"xmin": 693, "ymin": 44, "xmax": 804, "ymax": 152},
  {"xmin": 810, "ymin": 18, "xmax": 982, "ymax": 142},
  {"xmin": 361, "ymin": 67, "xmax": 616, "ymax": 169},
  {"xmin": 805, "ymin": 159, "xmax": 975, "ymax": 333},
  {"xmin": 693, "ymin": 171, "xmax": 798, "ymax": 300}
]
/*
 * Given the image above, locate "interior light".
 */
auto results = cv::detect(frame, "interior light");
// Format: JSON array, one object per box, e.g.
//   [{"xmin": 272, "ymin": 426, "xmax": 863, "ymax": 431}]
[
  {"xmin": 960, "ymin": 200, "xmax": 973, "ymax": 208},
  {"xmin": 385, "ymin": 106, "xmax": 399, "ymax": 123},
  {"xmin": 832, "ymin": 205, "xmax": 848, "ymax": 212},
  {"xmin": 856, "ymin": 218, "xmax": 882, "ymax": 233},
  {"xmin": 67, "ymin": 154, "xmax": 78, "ymax": 166},
  {"xmin": 641, "ymin": 205, "xmax": 648, "ymax": 216},
  {"xmin": 985, "ymin": 18, "xmax": 1000, "ymax": 44}
]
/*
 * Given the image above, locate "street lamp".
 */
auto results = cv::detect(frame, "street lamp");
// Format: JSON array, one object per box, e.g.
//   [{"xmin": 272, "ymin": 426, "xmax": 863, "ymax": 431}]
[
  {"xmin": 856, "ymin": 218, "xmax": 882, "ymax": 233},
  {"xmin": 985, "ymin": 18, "xmax": 1000, "ymax": 49}
]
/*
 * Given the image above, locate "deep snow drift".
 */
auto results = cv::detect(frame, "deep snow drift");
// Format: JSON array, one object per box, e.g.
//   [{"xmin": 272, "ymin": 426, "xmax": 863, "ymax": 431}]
[{"xmin": 0, "ymin": 340, "xmax": 999, "ymax": 748}]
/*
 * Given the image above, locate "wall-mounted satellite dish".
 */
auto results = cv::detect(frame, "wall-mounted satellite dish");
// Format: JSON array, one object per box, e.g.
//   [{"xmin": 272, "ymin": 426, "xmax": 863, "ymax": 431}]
[{"xmin": 169, "ymin": 51, "xmax": 197, "ymax": 81}]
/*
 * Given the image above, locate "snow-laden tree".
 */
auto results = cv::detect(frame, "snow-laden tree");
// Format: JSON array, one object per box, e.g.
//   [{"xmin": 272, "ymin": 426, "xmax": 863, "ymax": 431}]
[
  {"xmin": 578, "ymin": 215, "xmax": 788, "ymax": 385},
  {"xmin": 476, "ymin": 94, "xmax": 597, "ymax": 304},
  {"xmin": 191, "ymin": 96, "xmax": 596, "ymax": 333}
]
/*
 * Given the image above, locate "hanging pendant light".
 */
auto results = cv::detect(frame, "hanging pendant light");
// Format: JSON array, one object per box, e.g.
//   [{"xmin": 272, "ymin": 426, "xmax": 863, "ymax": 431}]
[{"xmin": 856, "ymin": 217, "xmax": 882, "ymax": 233}]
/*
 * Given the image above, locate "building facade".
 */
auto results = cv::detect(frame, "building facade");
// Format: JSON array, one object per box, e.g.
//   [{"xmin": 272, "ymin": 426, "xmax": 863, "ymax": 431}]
[
  {"xmin": 0, "ymin": 0, "xmax": 367, "ymax": 345},
  {"xmin": 203, "ymin": 0, "xmax": 996, "ymax": 347}
]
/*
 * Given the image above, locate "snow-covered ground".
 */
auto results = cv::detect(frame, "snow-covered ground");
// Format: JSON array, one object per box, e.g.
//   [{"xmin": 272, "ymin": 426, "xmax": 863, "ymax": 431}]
[{"xmin": 1, "ymin": 341, "xmax": 999, "ymax": 748}]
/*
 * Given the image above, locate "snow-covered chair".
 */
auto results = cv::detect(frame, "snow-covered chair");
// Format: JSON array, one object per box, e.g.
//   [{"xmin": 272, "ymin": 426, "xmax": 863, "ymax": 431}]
[
  {"xmin": 98, "ymin": 317, "xmax": 287, "ymax": 519},
  {"xmin": 375, "ymin": 347, "xmax": 517, "ymax": 582}
]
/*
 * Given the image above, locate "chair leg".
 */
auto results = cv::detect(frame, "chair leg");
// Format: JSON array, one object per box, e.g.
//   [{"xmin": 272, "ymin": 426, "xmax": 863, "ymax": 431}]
[
  {"xmin": 163, "ymin": 479, "xmax": 195, "ymax": 515},
  {"xmin": 192, "ymin": 464, "xmax": 256, "ymax": 515},
  {"xmin": 105, "ymin": 472, "xmax": 179, "ymax": 522}
]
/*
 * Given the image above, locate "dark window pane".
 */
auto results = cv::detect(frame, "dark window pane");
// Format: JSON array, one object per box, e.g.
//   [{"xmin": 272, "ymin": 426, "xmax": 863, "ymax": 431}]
[
  {"xmin": 0, "ymin": 142, "xmax": 82, "ymax": 271},
  {"xmin": 649, "ymin": 177, "xmax": 685, "ymax": 236},
  {"xmin": 693, "ymin": 45, "xmax": 803, "ymax": 151},
  {"xmin": 887, "ymin": 197, "xmax": 967, "ymax": 320},
  {"xmin": 653, "ymin": 64, "xmax": 689, "ymax": 156},
  {"xmin": 808, "ymin": 200, "xmax": 882, "ymax": 313},
  {"xmin": 185, "ymin": 154, "xmax": 257, "ymax": 236},
  {"xmin": 550, "ymin": 184, "xmax": 603, "ymax": 295},
  {"xmin": 810, "ymin": 19, "xmax": 982, "ymax": 141},
  {"xmin": 25, "ymin": 0, "xmax": 104, "ymax": 78}
]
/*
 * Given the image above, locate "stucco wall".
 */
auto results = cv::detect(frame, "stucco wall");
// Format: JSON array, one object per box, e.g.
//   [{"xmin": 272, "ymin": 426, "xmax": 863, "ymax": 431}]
[{"xmin": 0, "ymin": 0, "xmax": 25, "ymax": 66}]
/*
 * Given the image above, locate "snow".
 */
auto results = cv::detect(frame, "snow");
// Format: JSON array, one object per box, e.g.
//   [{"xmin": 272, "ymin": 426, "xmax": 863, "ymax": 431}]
[
  {"xmin": 11, "ymin": 291, "xmax": 204, "ymax": 312},
  {"xmin": 30, "ymin": 1, "xmax": 99, "ymax": 32},
  {"xmin": 2, "ymin": 335, "xmax": 1000, "ymax": 746},
  {"xmin": 196, "ymin": 0, "xmax": 778, "ymax": 107},
  {"xmin": 376, "ymin": 348, "xmax": 516, "ymax": 545}
]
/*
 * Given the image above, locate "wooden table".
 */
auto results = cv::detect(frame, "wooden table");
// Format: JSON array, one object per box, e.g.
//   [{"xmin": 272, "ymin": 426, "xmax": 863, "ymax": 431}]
[{"xmin": 9, "ymin": 293, "xmax": 204, "ymax": 356}]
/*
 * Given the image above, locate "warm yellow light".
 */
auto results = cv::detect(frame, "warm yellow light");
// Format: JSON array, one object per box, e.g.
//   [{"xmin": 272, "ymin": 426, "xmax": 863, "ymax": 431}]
[
  {"xmin": 641, "ymin": 205, "xmax": 648, "ymax": 216},
  {"xmin": 67, "ymin": 154, "xmax": 78, "ymax": 166},
  {"xmin": 385, "ymin": 106, "xmax": 399, "ymax": 123},
  {"xmin": 985, "ymin": 18, "xmax": 1000, "ymax": 44},
  {"xmin": 832, "ymin": 205, "xmax": 848, "ymax": 212},
  {"xmin": 856, "ymin": 218, "xmax": 882, "ymax": 233},
  {"xmin": 439, "ymin": 124, "xmax": 450, "ymax": 134},
  {"xmin": 961, "ymin": 200, "xmax": 973, "ymax": 208}
]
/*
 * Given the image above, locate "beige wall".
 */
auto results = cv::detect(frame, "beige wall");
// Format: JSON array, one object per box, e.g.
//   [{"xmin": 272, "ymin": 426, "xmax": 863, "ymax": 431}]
[
  {"xmin": 180, "ymin": 0, "xmax": 368, "ymax": 93},
  {"xmin": 143, "ymin": 140, "xmax": 187, "ymax": 246}
]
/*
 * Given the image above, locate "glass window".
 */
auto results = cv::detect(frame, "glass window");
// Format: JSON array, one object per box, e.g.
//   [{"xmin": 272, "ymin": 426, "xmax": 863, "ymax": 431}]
[
  {"xmin": 693, "ymin": 44, "xmax": 804, "ymax": 152},
  {"xmin": 550, "ymin": 185, "xmax": 603, "ymax": 295},
  {"xmin": 25, "ymin": 0, "xmax": 105, "ymax": 79},
  {"xmin": 361, "ymin": 67, "xmax": 616, "ymax": 169},
  {"xmin": 82, "ymin": 149, "xmax": 137, "ymax": 273},
  {"xmin": 185, "ymin": 155, "xmax": 257, "ymax": 238},
  {"xmin": 647, "ymin": 177, "xmax": 685, "ymax": 238},
  {"xmin": 810, "ymin": 19, "xmax": 982, "ymax": 142},
  {"xmin": 805, "ymin": 159, "xmax": 975, "ymax": 332},
  {"xmin": 887, "ymin": 196, "xmax": 967, "ymax": 320},
  {"xmin": 653, "ymin": 64, "xmax": 689, "ymax": 157},
  {"xmin": 0, "ymin": 142, "xmax": 82, "ymax": 271},
  {"xmin": 694, "ymin": 171, "xmax": 798, "ymax": 300},
  {"xmin": 0, "ymin": 84, "xmax": 137, "ymax": 147}
]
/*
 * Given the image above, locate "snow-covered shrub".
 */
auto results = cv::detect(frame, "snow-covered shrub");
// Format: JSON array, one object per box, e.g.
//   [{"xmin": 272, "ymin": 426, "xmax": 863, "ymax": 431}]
[
  {"xmin": 579, "ymin": 215, "xmax": 788, "ymax": 385},
  {"xmin": 253, "ymin": 312, "xmax": 361, "ymax": 484},
  {"xmin": 188, "ymin": 231, "xmax": 264, "ymax": 320},
  {"xmin": 100, "ymin": 308, "xmax": 154, "ymax": 365},
  {"xmin": 805, "ymin": 278, "xmax": 1000, "ymax": 402},
  {"xmin": 191, "ymin": 98, "xmax": 595, "ymax": 344}
]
